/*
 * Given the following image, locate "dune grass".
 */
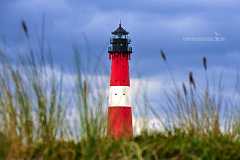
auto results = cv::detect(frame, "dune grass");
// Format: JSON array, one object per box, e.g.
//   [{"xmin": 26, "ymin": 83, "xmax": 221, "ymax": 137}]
[{"xmin": 0, "ymin": 21, "xmax": 240, "ymax": 159}]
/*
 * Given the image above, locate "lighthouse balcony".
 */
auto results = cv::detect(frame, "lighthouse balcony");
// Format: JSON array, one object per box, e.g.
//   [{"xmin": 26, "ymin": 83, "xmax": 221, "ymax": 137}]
[
  {"xmin": 108, "ymin": 46, "xmax": 132, "ymax": 53},
  {"xmin": 110, "ymin": 38, "xmax": 131, "ymax": 44}
]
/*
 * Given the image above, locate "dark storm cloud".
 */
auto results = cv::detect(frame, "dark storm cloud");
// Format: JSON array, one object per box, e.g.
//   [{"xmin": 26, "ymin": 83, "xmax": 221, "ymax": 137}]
[
  {"xmin": 0, "ymin": 0, "xmax": 240, "ymax": 77},
  {"xmin": 69, "ymin": 0, "xmax": 240, "ymax": 13}
]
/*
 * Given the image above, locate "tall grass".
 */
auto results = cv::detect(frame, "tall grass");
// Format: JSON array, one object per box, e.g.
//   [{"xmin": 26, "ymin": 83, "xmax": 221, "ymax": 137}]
[
  {"xmin": 159, "ymin": 51, "xmax": 240, "ymax": 138},
  {"xmin": 0, "ymin": 20, "xmax": 106, "ymax": 158},
  {"xmin": 0, "ymin": 21, "xmax": 240, "ymax": 159}
]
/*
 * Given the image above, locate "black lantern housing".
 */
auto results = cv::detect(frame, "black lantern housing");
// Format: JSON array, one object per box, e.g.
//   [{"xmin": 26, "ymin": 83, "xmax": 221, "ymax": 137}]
[{"xmin": 108, "ymin": 24, "xmax": 132, "ymax": 54}]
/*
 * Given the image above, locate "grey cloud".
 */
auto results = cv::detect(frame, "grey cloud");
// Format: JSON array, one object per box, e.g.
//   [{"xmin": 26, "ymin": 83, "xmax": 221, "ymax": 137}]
[{"xmin": 0, "ymin": 0, "xmax": 239, "ymax": 77}]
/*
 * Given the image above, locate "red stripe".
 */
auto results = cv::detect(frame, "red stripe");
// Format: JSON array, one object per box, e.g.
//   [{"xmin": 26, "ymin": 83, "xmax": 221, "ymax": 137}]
[
  {"xmin": 110, "ymin": 53, "xmax": 130, "ymax": 86},
  {"xmin": 107, "ymin": 107, "xmax": 133, "ymax": 139}
]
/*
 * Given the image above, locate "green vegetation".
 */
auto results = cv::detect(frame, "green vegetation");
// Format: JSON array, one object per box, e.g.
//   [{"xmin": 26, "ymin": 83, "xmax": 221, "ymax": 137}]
[{"xmin": 0, "ymin": 21, "xmax": 240, "ymax": 159}]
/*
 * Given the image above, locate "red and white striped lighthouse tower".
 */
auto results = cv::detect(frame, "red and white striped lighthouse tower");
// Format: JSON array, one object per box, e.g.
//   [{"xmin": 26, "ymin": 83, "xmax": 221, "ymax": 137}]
[{"xmin": 107, "ymin": 23, "xmax": 133, "ymax": 139}]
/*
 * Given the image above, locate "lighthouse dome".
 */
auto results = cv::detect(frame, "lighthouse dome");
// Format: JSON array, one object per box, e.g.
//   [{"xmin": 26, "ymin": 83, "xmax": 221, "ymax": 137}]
[{"xmin": 112, "ymin": 23, "xmax": 129, "ymax": 36}]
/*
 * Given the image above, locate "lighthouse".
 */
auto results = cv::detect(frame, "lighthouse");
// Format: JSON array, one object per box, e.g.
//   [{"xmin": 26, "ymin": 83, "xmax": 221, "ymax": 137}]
[{"xmin": 107, "ymin": 23, "xmax": 133, "ymax": 139}]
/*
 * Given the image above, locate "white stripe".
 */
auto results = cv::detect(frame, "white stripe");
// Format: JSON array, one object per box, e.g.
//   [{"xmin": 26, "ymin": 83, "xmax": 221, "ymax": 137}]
[{"xmin": 109, "ymin": 86, "xmax": 131, "ymax": 107}]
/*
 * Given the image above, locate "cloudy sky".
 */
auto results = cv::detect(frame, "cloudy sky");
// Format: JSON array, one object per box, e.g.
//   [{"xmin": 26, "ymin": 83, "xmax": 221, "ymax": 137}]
[{"xmin": 1, "ymin": 0, "xmax": 240, "ymax": 110}]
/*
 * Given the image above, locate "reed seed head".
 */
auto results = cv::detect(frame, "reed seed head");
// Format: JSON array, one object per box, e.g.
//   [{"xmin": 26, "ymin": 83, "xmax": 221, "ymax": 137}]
[
  {"xmin": 182, "ymin": 82, "xmax": 187, "ymax": 96},
  {"xmin": 83, "ymin": 80, "xmax": 88, "ymax": 96},
  {"xmin": 21, "ymin": 20, "xmax": 29, "ymax": 38},
  {"xmin": 160, "ymin": 50, "xmax": 167, "ymax": 61},
  {"xmin": 203, "ymin": 56, "xmax": 207, "ymax": 70},
  {"xmin": 189, "ymin": 71, "xmax": 196, "ymax": 89}
]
